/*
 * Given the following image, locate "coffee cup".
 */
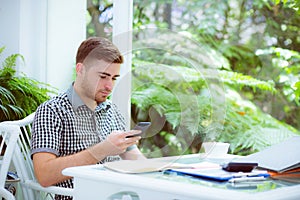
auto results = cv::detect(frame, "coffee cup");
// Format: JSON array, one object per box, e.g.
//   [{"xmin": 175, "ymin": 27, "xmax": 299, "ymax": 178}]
[{"xmin": 202, "ymin": 142, "xmax": 230, "ymax": 157}]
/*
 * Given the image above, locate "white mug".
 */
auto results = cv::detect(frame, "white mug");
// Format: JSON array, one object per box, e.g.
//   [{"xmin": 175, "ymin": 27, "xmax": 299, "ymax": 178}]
[{"xmin": 202, "ymin": 142, "xmax": 230, "ymax": 157}]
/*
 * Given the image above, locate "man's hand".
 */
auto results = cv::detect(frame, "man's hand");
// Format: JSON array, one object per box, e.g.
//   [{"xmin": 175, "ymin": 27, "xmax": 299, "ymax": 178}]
[{"xmin": 87, "ymin": 130, "xmax": 142, "ymax": 161}]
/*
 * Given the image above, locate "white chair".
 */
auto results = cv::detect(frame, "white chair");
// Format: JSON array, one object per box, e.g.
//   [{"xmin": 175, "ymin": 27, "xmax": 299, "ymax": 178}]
[
  {"xmin": 0, "ymin": 124, "xmax": 20, "ymax": 200},
  {"xmin": 0, "ymin": 113, "xmax": 74, "ymax": 200}
]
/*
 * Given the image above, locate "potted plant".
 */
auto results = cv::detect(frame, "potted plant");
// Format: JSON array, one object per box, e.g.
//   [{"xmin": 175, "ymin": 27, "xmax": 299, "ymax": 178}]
[{"xmin": 0, "ymin": 46, "xmax": 56, "ymax": 122}]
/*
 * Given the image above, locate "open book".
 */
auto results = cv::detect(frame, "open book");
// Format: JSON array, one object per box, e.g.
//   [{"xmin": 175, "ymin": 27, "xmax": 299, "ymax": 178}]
[{"xmin": 103, "ymin": 158, "xmax": 220, "ymax": 174}]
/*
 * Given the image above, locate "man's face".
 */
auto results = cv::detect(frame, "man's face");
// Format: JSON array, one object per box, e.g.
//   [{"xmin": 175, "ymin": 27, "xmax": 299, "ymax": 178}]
[{"xmin": 80, "ymin": 60, "xmax": 121, "ymax": 103}]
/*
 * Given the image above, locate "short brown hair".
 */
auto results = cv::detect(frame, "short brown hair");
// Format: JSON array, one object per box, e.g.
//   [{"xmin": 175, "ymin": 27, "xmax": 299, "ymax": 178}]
[{"xmin": 76, "ymin": 37, "xmax": 123, "ymax": 64}]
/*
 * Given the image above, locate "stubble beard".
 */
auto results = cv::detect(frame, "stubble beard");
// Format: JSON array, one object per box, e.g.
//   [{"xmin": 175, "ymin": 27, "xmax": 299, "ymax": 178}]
[{"xmin": 95, "ymin": 90, "xmax": 111, "ymax": 104}]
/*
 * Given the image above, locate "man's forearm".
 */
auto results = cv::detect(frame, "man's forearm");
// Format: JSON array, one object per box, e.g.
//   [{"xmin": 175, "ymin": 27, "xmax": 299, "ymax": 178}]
[{"xmin": 33, "ymin": 150, "xmax": 99, "ymax": 187}]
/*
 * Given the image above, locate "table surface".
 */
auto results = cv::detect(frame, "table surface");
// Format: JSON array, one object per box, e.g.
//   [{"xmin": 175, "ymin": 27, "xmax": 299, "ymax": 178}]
[{"xmin": 63, "ymin": 154, "xmax": 300, "ymax": 200}]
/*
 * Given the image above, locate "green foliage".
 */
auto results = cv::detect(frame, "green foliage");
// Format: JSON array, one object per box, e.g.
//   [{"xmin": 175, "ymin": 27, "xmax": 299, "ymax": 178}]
[
  {"xmin": 256, "ymin": 47, "xmax": 300, "ymax": 104},
  {"xmin": 295, "ymin": 81, "xmax": 300, "ymax": 104},
  {"xmin": 274, "ymin": 0, "xmax": 300, "ymax": 14},
  {"xmin": 132, "ymin": 30, "xmax": 231, "ymax": 70},
  {"xmin": 131, "ymin": 59, "xmax": 298, "ymax": 156},
  {"xmin": 220, "ymin": 71, "xmax": 276, "ymax": 93},
  {"xmin": 253, "ymin": 47, "xmax": 300, "ymax": 127},
  {"xmin": 217, "ymin": 89, "xmax": 298, "ymax": 155},
  {"xmin": 0, "ymin": 47, "xmax": 56, "ymax": 121},
  {"xmin": 133, "ymin": 60, "xmax": 277, "ymax": 95}
]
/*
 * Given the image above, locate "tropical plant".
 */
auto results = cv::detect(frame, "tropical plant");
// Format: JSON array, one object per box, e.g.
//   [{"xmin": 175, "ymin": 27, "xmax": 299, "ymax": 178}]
[
  {"xmin": 0, "ymin": 47, "xmax": 55, "ymax": 121},
  {"xmin": 217, "ymin": 88, "xmax": 299, "ymax": 155},
  {"xmin": 131, "ymin": 58, "xmax": 299, "ymax": 157}
]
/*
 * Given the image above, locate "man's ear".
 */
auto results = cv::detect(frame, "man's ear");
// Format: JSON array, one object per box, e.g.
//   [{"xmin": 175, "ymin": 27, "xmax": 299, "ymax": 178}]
[{"xmin": 76, "ymin": 63, "xmax": 84, "ymax": 75}]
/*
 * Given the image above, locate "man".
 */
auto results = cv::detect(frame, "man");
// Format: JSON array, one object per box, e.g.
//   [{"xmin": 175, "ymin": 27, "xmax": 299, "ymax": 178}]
[{"xmin": 31, "ymin": 37, "xmax": 145, "ymax": 199}]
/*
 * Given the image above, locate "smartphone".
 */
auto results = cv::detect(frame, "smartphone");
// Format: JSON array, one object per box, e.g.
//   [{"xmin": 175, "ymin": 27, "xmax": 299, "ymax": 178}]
[
  {"xmin": 221, "ymin": 162, "xmax": 258, "ymax": 172},
  {"xmin": 126, "ymin": 122, "xmax": 151, "ymax": 138}
]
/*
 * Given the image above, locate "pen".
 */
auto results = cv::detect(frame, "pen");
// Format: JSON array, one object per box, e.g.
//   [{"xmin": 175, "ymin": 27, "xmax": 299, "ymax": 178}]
[
  {"xmin": 228, "ymin": 176, "xmax": 266, "ymax": 183},
  {"xmin": 232, "ymin": 171, "xmax": 269, "ymax": 178}
]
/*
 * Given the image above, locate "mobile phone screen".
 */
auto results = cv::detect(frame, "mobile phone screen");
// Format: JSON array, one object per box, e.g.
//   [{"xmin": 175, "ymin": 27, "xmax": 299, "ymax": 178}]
[{"xmin": 126, "ymin": 122, "xmax": 151, "ymax": 138}]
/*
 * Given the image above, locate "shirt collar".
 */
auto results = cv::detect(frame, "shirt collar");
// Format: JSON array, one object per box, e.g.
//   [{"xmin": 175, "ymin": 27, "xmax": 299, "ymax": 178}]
[{"xmin": 67, "ymin": 84, "xmax": 111, "ymax": 111}]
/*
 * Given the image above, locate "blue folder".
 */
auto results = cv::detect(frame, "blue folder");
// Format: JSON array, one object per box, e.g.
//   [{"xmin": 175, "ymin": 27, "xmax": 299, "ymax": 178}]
[{"xmin": 167, "ymin": 168, "xmax": 269, "ymax": 182}]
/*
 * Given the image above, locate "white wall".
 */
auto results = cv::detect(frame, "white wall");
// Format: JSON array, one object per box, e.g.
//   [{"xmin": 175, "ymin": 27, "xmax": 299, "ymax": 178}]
[
  {"xmin": 19, "ymin": 0, "xmax": 48, "ymax": 82},
  {"xmin": 0, "ymin": 0, "xmax": 22, "ymax": 68},
  {"xmin": 46, "ymin": 0, "xmax": 86, "ymax": 92},
  {"xmin": 0, "ymin": 0, "xmax": 86, "ymax": 92}
]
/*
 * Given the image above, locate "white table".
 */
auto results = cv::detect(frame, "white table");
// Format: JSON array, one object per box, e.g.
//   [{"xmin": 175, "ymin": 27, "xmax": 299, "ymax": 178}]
[{"xmin": 63, "ymin": 154, "xmax": 300, "ymax": 200}]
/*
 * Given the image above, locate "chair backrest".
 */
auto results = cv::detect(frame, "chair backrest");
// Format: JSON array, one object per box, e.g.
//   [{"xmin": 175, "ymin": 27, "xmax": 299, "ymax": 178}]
[
  {"xmin": 1, "ymin": 113, "xmax": 73, "ymax": 200},
  {"xmin": 3, "ymin": 113, "xmax": 36, "ymax": 199},
  {"xmin": 0, "ymin": 124, "xmax": 20, "ymax": 200},
  {"xmin": 0, "ymin": 113, "xmax": 36, "ymax": 199}
]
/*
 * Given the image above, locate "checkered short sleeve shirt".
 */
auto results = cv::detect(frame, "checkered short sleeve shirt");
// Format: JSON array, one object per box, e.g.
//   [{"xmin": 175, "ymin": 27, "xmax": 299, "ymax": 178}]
[{"xmin": 31, "ymin": 85, "xmax": 135, "ymax": 199}]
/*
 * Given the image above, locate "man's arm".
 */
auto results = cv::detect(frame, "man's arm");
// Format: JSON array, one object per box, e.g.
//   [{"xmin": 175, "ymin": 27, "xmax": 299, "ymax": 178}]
[
  {"xmin": 33, "ymin": 150, "xmax": 95, "ymax": 187},
  {"xmin": 33, "ymin": 131, "xmax": 140, "ymax": 187}
]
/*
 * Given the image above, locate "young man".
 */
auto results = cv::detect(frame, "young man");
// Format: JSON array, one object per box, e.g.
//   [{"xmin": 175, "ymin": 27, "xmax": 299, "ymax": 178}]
[{"xmin": 31, "ymin": 37, "xmax": 145, "ymax": 199}]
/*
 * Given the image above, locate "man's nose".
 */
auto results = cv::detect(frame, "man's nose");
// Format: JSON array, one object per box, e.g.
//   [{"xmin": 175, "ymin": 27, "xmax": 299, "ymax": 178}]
[{"xmin": 104, "ymin": 79, "xmax": 113, "ymax": 90}]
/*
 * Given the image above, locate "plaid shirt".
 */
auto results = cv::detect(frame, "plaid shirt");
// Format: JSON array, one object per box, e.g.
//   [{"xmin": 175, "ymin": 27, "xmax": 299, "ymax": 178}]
[{"xmin": 31, "ymin": 85, "xmax": 135, "ymax": 200}]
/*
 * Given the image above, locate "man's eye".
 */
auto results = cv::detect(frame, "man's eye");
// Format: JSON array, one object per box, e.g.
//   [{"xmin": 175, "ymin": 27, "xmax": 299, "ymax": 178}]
[
  {"xmin": 112, "ymin": 77, "xmax": 117, "ymax": 81},
  {"xmin": 100, "ymin": 75, "xmax": 107, "ymax": 79}
]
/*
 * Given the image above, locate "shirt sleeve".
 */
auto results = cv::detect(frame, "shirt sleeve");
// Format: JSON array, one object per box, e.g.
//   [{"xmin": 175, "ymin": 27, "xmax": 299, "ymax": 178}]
[{"xmin": 31, "ymin": 103, "xmax": 62, "ymax": 157}]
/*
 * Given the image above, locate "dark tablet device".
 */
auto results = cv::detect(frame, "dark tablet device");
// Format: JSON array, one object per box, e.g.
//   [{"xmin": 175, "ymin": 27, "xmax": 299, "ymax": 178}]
[
  {"xmin": 222, "ymin": 162, "xmax": 258, "ymax": 172},
  {"xmin": 126, "ymin": 122, "xmax": 151, "ymax": 138}
]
